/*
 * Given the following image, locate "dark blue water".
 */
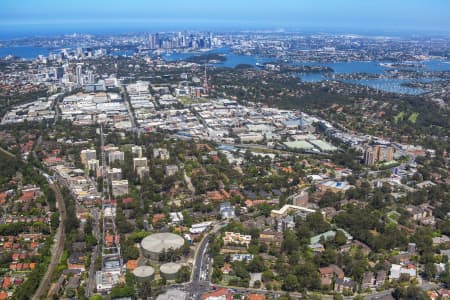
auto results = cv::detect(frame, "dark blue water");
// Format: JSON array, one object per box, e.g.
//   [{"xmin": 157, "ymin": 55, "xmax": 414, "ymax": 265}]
[
  {"xmin": 422, "ymin": 60, "xmax": 450, "ymax": 72},
  {"xmin": 0, "ymin": 46, "xmax": 50, "ymax": 59},
  {"xmin": 1, "ymin": 43, "xmax": 448, "ymax": 95},
  {"xmin": 301, "ymin": 61, "xmax": 386, "ymax": 74},
  {"xmin": 297, "ymin": 60, "xmax": 450, "ymax": 95},
  {"xmin": 162, "ymin": 47, "xmax": 273, "ymax": 68}
]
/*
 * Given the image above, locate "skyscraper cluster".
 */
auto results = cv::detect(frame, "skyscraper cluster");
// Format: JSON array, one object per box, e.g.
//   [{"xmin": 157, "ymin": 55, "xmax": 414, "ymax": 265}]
[{"xmin": 147, "ymin": 32, "xmax": 214, "ymax": 49}]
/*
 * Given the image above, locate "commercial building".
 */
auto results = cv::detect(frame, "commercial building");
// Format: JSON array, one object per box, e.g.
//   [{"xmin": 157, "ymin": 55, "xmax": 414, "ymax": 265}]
[
  {"xmin": 165, "ymin": 165, "xmax": 179, "ymax": 176},
  {"xmin": 96, "ymin": 270, "xmax": 121, "ymax": 292},
  {"xmin": 136, "ymin": 166, "xmax": 150, "ymax": 180},
  {"xmin": 108, "ymin": 168, "xmax": 122, "ymax": 181},
  {"xmin": 131, "ymin": 145, "xmax": 143, "ymax": 158},
  {"xmin": 133, "ymin": 157, "xmax": 148, "ymax": 170},
  {"xmin": 389, "ymin": 264, "xmax": 416, "ymax": 280},
  {"xmin": 270, "ymin": 204, "xmax": 315, "ymax": 219},
  {"xmin": 80, "ymin": 149, "xmax": 97, "ymax": 165},
  {"xmin": 169, "ymin": 212, "xmax": 184, "ymax": 225},
  {"xmin": 111, "ymin": 180, "xmax": 128, "ymax": 196},
  {"xmin": 223, "ymin": 232, "xmax": 252, "ymax": 247},
  {"xmin": 87, "ymin": 159, "xmax": 99, "ymax": 172},
  {"xmin": 153, "ymin": 148, "xmax": 170, "ymax": 160},
  {"xmin": 318, "ymin": 181, "xmax": 353, "ymax": 193},
  {"xmin": 189, "ymin": 221, "xmax": 213, "ymax": 234},
  {"xmin": 364, "ymin": 144, "xmax": 394, "ymax": 165},
  {"xmin": 108, "ymin": 151, "xmax": 124, "ymax": 164},
  {"xmin": 310, "ymin": 229, "xmax": 353, "ymax": 245}
]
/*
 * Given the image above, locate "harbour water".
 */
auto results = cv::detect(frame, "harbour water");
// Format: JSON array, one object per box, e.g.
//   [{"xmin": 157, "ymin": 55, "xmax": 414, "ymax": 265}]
[
  {"xmin": 163, "ymin": 48, "xmax": 449, "ymax": 94},
  {"xmin": 0, "ymin": 46, "xmax": 50, "ymax": 59},
  {"xmin": 1, "ymin": 45, "xmax": 449, "ymax": 95},
  {"xmin": 296, "ymin": 60, "xmax": 450, "ymax": 95},
  {"xmin": 161, "ymin": 47, "xmax": 273, "ymax": 68}
]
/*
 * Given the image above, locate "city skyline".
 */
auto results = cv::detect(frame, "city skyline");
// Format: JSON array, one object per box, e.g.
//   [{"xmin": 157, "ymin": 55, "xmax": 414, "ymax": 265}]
[
  {"xmin": 1, "ymin": 0, "xmax": 450, "ymax": 39},
  {"xmin": 0, "ymin": 1, "xmax": 449, "ymax": 300}
]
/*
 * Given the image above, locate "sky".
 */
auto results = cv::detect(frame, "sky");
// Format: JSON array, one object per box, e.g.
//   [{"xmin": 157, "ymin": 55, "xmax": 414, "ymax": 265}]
[{"xmin": 1, "ymin": 0, "xmax": 449, "ymax": 38}]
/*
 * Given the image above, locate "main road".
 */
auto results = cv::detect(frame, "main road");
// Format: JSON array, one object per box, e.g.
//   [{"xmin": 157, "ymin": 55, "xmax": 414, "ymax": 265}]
[
  {"xmin": 189, "ymin": 234, "xmax": 211, "ymax": 299},
  {"xmin": 187, "ymin": 221, "xmax": 228, "ymax": 299}
]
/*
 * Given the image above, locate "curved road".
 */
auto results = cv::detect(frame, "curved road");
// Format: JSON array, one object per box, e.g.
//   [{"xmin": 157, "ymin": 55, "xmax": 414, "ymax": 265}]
[{"xmin": 32, "ymin": 183, "xmax": 66, "ymax": 300}]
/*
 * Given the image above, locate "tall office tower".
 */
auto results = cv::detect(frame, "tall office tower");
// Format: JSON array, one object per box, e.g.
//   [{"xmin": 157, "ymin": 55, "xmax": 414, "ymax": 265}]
[
  {"xmin": 76, "ymin": 64, "xmax": 83, "ymax": 85},
  {"xmin": 364, "ymin": 147, "xmax": 375, "ymax": 165},
  {"xmin": 148, "ymin": 33, "xmax": 155, "ymax": 49},
  {"xmin": 203, "ymin": 64, "xmax": 208, "ymax": 92},
  {"xmin": 87, "ymin": 70, "xmax": 95, "ymax": 84},
  {"xmin": 55, "ymin": 67, "xmax": 64, "ymax": 79},
  {"xmin": 76, "ymin": 47, "xmax": 83, "ymax": 58},
  {"xmin": 155, "ymin": 33, "xmax": 161, "ymax": 49}
]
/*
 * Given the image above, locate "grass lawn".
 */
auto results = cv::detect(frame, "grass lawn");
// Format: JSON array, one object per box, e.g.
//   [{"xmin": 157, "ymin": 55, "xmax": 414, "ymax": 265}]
[
  {"xmin": 221, "ymin": 274, "xmax": 240, "ymax": 285},
  {"xmin": 393, "ymin": 111, "xmax": 405, "ymax": 124},
  {"xmin": 178, "ymin": 96, "xmax": 209, "ymax": 105},
  {"xmin": 408, "ymin": 112, "xmax": 419, "ymax": 123},
  {"xmin": 387, "ymin": 211, "xmax": 400, "ymax": 224}
]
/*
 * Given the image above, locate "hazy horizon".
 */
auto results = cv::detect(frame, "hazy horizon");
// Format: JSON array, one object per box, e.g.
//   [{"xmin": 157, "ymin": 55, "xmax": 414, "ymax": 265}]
[{"xmin": 1, "ymin": 0, "xmax": 450, "ymax": 39}]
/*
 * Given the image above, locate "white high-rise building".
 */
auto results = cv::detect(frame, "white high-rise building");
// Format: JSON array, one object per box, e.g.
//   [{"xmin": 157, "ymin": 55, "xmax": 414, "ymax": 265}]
[
  {"xmin": 80, "ymin": 149, "xmax": 97, "ymax": 165},
  {"xmin": 76, "ymin": 64, "xmax": 83, "ymax": 85},
  {"xmin": 87, "ymin": 70, "xmax": 95, "ymax": 84},
  {"xmin": 108, "ymin": 150, "xmax": 124, "ymax": 165}
]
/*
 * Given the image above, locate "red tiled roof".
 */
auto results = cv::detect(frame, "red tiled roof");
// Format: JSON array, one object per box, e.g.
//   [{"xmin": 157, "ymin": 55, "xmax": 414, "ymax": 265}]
[
  {"xmin": 0, "ymin": 290, "xmax": 7, "ymax": 300},
  {"xmin": 152, "ymin": 213, "xmax": 165, "ymax": 225},
  {"xmin": 249, "ymin": 295, "xmax": 266, "ymax": 300},
  {"xmin": 0, "ymin": 192, "xmax": 7, "ymax": 202},
  {"xmin": 122, "ymin": 197, "xmax": 134, "ymax": 204},
  {"xmin": 126, "ymin": 260, "xmax": 138, "ymax": 271},
  {"xmin": 19, "ymin": 191, "xmax": 36, "ymax": 202},
  {"xmin": 207, "ymin": 191, "xmax": 224, "ymax": 201},
  {"xmin": 202, "ymin": 288, "xmax": 233, "ymax": 300},
  {"xmin": 2, "ymin": 277, "xmax": 11, "ymax": 289}
]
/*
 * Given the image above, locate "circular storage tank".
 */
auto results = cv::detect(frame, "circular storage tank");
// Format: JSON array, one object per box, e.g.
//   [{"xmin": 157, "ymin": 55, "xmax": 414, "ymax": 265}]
[
  {"xmin": 141, "ymin": 233, "xmax": 185, "ymax": 260},
  {"xmin": 160, "ymin": 262, "xmax": 182, "ymax": 280},
  {"xmin": 156, "ymin": 289, "xmax": 187, "ymax": 300},
  {"xmin": 132, "ymin": 266, "xmax": 155, "ymax": 281}
]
